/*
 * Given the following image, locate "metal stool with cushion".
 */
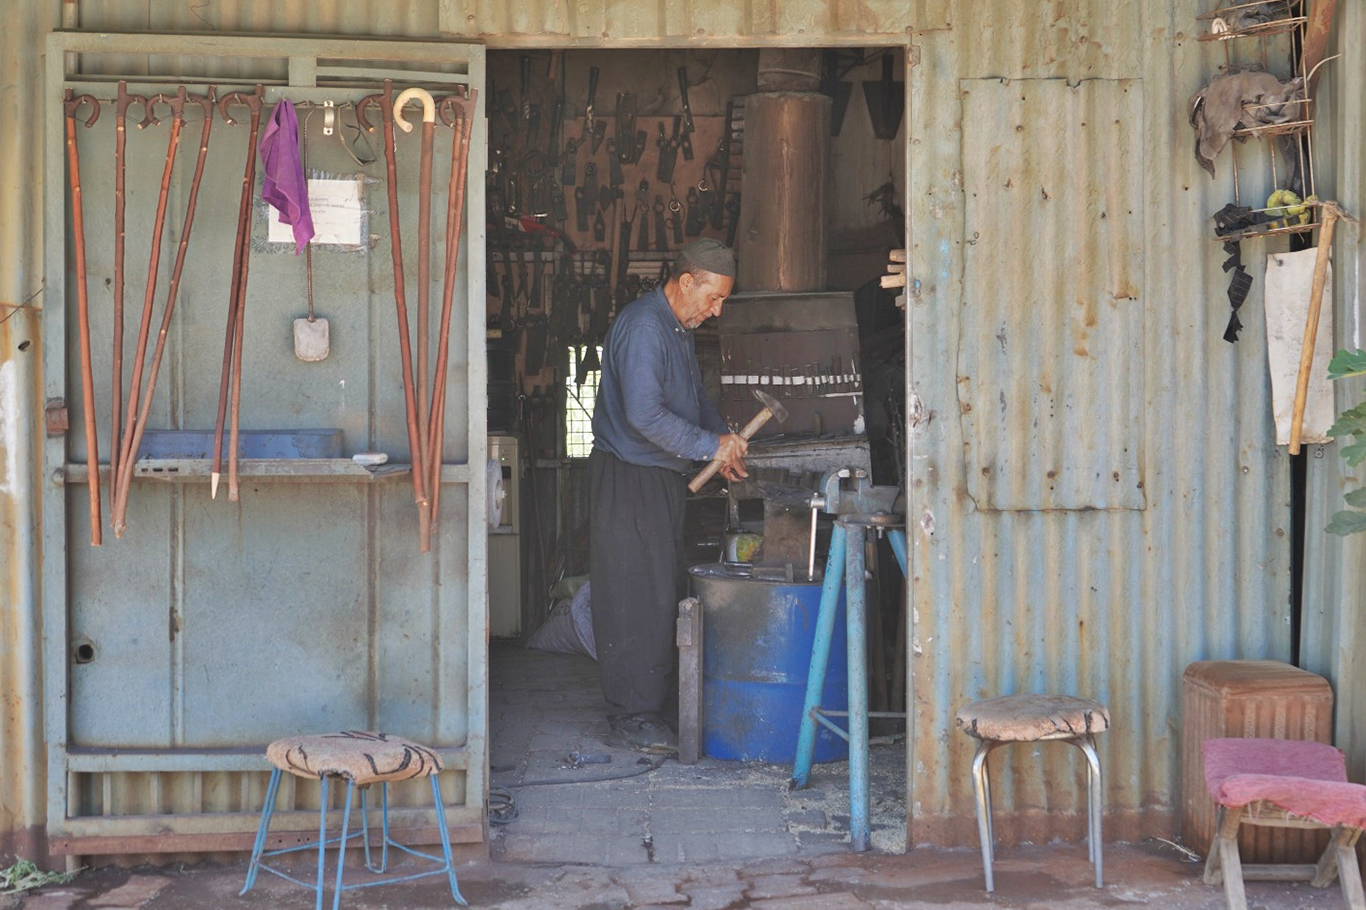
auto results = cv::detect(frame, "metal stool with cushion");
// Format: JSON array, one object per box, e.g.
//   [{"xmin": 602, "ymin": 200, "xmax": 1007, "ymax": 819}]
[
  {"xmin": 1202, "ymin": 737, "xmax": 1366, "ymax": 910},
  {"xmin": 954, "ymin": 693, "xmax": 1109, "ymax": 892},
  {"xmin": 241, "ymin": 730, "xmax": 466, "ymax": 910}
]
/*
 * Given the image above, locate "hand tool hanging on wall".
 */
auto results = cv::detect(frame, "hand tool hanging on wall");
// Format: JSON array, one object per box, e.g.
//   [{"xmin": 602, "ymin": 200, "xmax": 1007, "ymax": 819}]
[
  {"xmin": 657, "ymin": 119, "xmax": 681, "ymax": 184},
  {"xmin": 654, "ymin": 195, "xmax": 669, "ymax": 253},
  {"xmin": 394, "ymin": 86, "xmax": 439, "ymax": 551},
  {"xmin": 370, "ymin": 80, "xmax": 431, "ymax": 546},
  {"xmin": 584, "ymin": 66, "xmax": 607, "ymax": 154},
  {"xmin": 63, "ymin": 90, "xmax": 102, "ymax": 545},
  {"xmin": 211, "ymin": 85, "xmax": 264, "ymax": 501},
  {"xmin": 110, "ymin": 86, "xmax": 186, "ymax": 534},
  {"xmin": 426, "ymin": 88, "xmax": 478, "ymax": 534},
  {"xmin": 677, "ymin": 68, "xmax": 695, "ymax": 160},
  {"xmin": 709, "ymin": 102, "xmax": 735, "ymax": 231},
  {"xmin": 112, "ymin": 87, "xmax": 216, "ymax": 537},
  {"xmin": 294, "ymin": 110, "xmax": 329, "ymax": 362},
  {"xmin": 615, "ymin": 93, "xmax": 638, "ymax": 162},
  {"xmin": 110, "ymin": 82, "xmax": 149, "ymax": 498}
]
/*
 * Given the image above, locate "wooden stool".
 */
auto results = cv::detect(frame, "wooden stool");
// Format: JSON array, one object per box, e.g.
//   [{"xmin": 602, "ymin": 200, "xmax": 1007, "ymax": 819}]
[
  {"xmin": 240, "ymin": 730, "xmax": 465, "ymax": 910},
  {"xmin": 1202, "ymin": 737, "xmax": 1366, "ymax": 910},
  {"xmin": 955, "ymin": 694, "xmax": 1109, "ymax": 892}
]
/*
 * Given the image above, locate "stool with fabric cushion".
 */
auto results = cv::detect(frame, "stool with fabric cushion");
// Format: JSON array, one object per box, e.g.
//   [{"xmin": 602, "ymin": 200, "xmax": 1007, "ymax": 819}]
[
  {"xmin": 1202, "ymin": 737, "xmax": 1366, "ymax": 910},
  {"xmin": 241, "ymin": 730, "xmax": 465, "ymax": 910},
  {"xmin": 954, "ymin": 693, "xmax": 1109, "ymax": 892}
]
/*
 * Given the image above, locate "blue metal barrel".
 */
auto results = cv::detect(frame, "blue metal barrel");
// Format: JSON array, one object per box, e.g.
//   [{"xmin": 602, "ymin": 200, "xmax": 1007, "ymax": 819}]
[{"xmin": 690, "ymin": 563, "xmax": 848, "ymax": 763}]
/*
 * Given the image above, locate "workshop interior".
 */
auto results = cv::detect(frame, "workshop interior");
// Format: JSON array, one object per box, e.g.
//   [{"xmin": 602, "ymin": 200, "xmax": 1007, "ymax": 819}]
[{"xmin": 482, "ymin": 46, "xmax": 909, "ymax": 750}]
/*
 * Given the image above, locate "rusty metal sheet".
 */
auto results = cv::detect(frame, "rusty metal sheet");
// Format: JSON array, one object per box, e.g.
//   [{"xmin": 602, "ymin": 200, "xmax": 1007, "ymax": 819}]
[
  {"xmin": 906, "ymin": 3, "xmax": 1294, "ymax": 848},
  {"xmin": 958, "ymin": 77, "xmax": 1145, "ymax": 511}
]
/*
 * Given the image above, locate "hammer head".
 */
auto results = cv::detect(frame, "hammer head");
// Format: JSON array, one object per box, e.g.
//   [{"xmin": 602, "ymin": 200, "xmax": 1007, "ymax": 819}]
[{"xmin": 753, "ymin": 387, "xmax": 789, "ymax": 424}]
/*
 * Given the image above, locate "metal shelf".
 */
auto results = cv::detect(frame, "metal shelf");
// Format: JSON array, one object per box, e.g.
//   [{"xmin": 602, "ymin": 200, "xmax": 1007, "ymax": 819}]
[{"xmin": 57, "ymin": 459, "xmax": 473, "ymax": 485}]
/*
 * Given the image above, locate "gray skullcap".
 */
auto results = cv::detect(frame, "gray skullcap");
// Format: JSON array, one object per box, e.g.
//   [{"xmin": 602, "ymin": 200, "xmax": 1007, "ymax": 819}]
[{"xmin": 680, "ymin": 238, "xmax": 737, "ymax": 278}]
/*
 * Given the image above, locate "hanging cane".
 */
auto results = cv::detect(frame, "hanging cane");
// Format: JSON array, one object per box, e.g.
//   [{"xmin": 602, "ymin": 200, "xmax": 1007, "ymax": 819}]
[
  {"xmin": 112, "ymin": 87, "xmax": 185, "ymax": 531},
  {"xmin": 110, "ymin": 81, "xmax": 149, "ymax": 497},
  {"xmin": 427, "ymin": 89, "xmax": 478, "ymax": 532},
  {"xmin": 112, "ymin": 87, "xmax": 215, "ymax": 537},
  {"xmin": 368, "ymin": 80, "xmax": 431, "ymax": 549},
  {"xmin": 212, "ymin": 85, "xmax": 264, "ymax": 500},
  {"xmin": 63, "ymin": 90, "xmax": 102, "ymax": 546}
]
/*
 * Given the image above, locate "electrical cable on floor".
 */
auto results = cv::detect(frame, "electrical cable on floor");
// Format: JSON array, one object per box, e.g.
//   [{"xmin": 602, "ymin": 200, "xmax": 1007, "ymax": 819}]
[
  {"xmin": 506, "ymin": 753, "xmax": 670, "ymax": 788},
  {"xmin": 488, "ymin": 755, "xmax": 670, "ymax": 828},
  {"xmin": 488, "ymin": 785, "xmax": 520, "ymax": 826}
]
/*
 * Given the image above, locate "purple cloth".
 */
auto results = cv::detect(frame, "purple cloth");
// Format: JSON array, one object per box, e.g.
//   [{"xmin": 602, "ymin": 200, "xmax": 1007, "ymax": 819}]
[{"xmin": 257, "ymin": 99, "xmax": 314, "ymax": 254}]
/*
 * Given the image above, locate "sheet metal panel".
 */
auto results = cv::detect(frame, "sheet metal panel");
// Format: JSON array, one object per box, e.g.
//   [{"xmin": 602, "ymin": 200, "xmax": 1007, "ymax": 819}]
[
  {"xmin": 438, "ymin": 0, "xmax": 951, "ymax": 44},
  {"xmin": 959, "ymin": 77, "xmax": 1145, "ymax": 511},
  {"xmin": 0, "ymin": 0, "xmax": 60, "ymax": 861},
  {"xmin": 1300, "ymin": 0, "xmax": 1366, "ymax": 783},
  {"xmin": 906, "ymin": 1, "xmax": 1293, "ymax": 846}
]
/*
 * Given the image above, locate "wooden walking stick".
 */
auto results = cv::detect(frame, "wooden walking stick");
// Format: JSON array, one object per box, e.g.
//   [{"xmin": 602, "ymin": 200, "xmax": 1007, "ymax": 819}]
[
  {"xmin": 369, "ymin": 80, "xmax": 431, "ymax": 549},
  {"xmin": 110, "ymin": 81, "xmax": 148, "ymax": 495},
  {"xmin": 112, "ymin": 87, "xmax": 185, "ymax": 528},
  {"xmin": 1289, "ymin": 202, "xmax": 1342, "ymax": 455},
  {"xmin": 212, "ymin": 85, "xmax": 264, "ymax": 500},
  {"xmin": 395, "ymin": 87, "xmax": 438, "ymax": 477},
  {"xmin": 427, "ymin": 89, "xmax": 478, "ymax": 531},
  {"xmin": 63, "ymin": 90, "xmax": 102, "ymax": 545},
  {"xmin": 112, "ymin": 87, "xmax": 216, "ymax": 537}
]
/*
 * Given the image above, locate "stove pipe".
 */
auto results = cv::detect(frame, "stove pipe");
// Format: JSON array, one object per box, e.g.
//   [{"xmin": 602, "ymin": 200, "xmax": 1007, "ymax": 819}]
[{"xmin": 736, "ymin": 89, "xmax": 832, "ymax": 293}]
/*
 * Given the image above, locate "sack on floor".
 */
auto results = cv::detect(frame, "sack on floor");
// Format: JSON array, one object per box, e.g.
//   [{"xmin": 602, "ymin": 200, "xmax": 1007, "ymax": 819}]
[{"xmin": 525, "ymin": 580, "xmax": 597, "ymax": 660}]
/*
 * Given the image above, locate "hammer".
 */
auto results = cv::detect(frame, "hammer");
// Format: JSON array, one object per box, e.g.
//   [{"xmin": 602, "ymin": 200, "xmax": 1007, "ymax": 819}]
[{"xmin": 688, "ymin": 388, "xmax": 788, "ymax": 492}]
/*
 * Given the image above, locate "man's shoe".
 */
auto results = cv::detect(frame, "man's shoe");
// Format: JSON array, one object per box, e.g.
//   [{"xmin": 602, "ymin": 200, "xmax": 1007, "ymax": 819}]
[{"xmin": 603, "ymin": 713, "xmax": 678, "ymax": 754}]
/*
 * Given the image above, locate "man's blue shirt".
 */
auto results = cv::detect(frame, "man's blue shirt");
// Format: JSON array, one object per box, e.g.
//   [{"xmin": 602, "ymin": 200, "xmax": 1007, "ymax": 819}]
[{"xmin": 591, "ymin": 287, "xmax": 728, "ymax": 472}]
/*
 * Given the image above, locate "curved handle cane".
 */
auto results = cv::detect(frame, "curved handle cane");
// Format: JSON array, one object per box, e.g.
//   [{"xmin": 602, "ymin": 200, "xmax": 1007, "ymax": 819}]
[{"xmin": 393, "ymin": 86, "xmax": 436, "ymax": 133}]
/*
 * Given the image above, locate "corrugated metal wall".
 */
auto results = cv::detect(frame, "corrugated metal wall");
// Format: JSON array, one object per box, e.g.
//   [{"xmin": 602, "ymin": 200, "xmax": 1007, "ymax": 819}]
[
  {"xmin": 906, "ymin": 2, "xmax": 1295, "ymax": 845},
  {"xmin": 1301, "ymin": 0, "xmax": 1366, "ymax": 782},
  {"xmin": 0, "ymin": 1, "xmax": 62, "ymax": 863},
  {"xmin": 2, "ymin": 0, "xmax": 1343, "ymax": 856}
]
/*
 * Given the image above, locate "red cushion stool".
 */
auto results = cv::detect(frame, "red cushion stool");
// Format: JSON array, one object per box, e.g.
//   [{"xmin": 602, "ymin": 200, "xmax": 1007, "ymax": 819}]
[{"xmin": 1202, "ymin": 737, "xmax": 1366, "ymax": 910}]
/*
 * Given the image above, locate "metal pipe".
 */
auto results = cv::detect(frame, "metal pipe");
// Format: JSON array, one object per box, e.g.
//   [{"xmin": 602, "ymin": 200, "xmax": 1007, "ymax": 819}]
[
  {"xmin": 790, "ymin": 522, "xmax": 845, "ymax": 789},
  {"xmin": 971, "ymin": 742, "xmax": 995, "ymax": 891},
  {"xmin": 844, "ymin": 520, "xmax": 870, "ymax": 852}
]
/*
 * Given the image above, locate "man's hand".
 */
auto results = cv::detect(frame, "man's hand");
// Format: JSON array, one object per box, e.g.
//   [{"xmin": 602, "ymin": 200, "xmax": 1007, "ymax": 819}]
[{"xmin": 714, "ymin": 433, "xmax": 749, "ymax": 482}]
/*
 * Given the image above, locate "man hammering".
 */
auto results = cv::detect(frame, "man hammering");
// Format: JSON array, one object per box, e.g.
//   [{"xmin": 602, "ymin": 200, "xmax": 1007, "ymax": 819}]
[{"xmin": 590, "ymin": 239, "xmax": 749, "ymax": 754}]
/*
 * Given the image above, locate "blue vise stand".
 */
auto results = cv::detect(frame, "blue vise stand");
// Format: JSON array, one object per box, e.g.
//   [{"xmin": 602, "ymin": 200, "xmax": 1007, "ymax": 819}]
[{"xmin": 790, "ymin": 468, "xmax": 907, "ymax": 852}]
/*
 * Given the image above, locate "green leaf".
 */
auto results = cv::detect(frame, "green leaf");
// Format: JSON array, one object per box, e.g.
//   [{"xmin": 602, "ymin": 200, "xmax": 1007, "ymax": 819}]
[
  {"xmin": 1326, "ymin": 510, "xmax": 1366, "ymax": 536},
  {"xmin": 1328, "ymin": 402, "xmax": 1366, "ymax": 438},
  {"xmin": 1345, "ymin": 488, "xmax": 1366, "ymax": 508},
  {"xmin": 1328, "ymin": 349, "xmax": 1366, "ymax": 381},
  {"xmin": 1342, "ymin": 441, "xmax": 1366, "ymax": 467}
]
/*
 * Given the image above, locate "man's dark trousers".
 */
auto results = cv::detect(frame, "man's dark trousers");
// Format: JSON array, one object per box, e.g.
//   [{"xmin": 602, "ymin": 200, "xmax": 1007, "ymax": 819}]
[{"xmin": 589, "ymin": 448, "xmax": 686, "ymax": 717}]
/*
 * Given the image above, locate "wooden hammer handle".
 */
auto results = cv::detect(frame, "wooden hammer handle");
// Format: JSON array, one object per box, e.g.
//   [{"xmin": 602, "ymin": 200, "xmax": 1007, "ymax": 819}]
[
  {"xmin": 1289, "ymin": 204, "xmax": 1339, "ymax": 454},
  {"xmin": 687, "ymin": 407, "xmax": 772, "ymax": 493}
]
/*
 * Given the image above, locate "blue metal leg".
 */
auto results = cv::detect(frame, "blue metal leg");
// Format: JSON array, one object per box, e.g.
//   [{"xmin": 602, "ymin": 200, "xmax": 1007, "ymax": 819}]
[
  {"xmin": 240, "ymin": 768, "xmax": 282, "ymax": 895},
  {"xmin": 378, "ymin": 783, "xmax": 390, "ymax": 873},
  {"xmin": 887, "ymin": 528, "xmax": 907, "ymax": 578},
  {"xmin": 315, "ymin": 775, "xmax": 330, "ymax": 910},
  {"xmin": 791, "ymin": 523, "xmax": 848, "ymax": 789},
  {"xmin": 360, "ymin": 785, "xmax": 374, "ymax": 872},
  {"xmin": 845, "ymin": 522, "xmax": 870, "ymax": 852},
  {"xmin": 331, "ymin": 781, "xmax": 354, "ymax": 910},
  {"xmin": 431, "ymin": 776, "xmax": 468, "ymax": 905}
]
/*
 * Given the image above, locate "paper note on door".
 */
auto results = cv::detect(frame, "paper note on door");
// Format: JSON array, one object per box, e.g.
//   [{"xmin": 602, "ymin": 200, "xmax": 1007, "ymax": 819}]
[{"xmin": 267, "ymin": 178, "xmax": 364, "ymax": 246}]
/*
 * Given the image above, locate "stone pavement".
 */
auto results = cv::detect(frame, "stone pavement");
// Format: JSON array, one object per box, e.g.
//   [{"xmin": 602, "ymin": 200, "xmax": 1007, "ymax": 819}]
[{"xmin": 8, "ymin": 644, "xmax": 1360, "ymax": 908}]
